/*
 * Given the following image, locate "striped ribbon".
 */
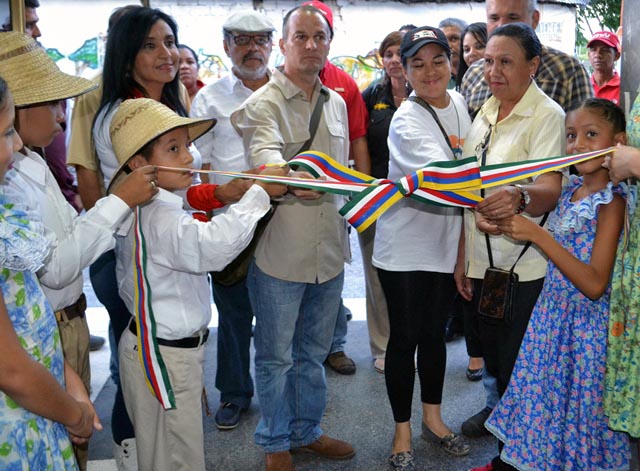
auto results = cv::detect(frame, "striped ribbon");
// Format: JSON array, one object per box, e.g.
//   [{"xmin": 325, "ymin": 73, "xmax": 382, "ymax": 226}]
[
  {"xmin": 162, "ymin": 147, "xmax": 612, "ymax": 233},
  {"xmin": 132, "ymin": 206, "xmax": 176, "ymax": 410},
  {"xmin": 131, "ymin": 146, "xmax": 617, "ymax": 405}
]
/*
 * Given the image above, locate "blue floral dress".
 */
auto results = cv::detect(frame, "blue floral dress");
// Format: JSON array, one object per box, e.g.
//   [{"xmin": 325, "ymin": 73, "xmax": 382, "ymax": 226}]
[
  {"xmin": 486, "ymin": 175, "xmax": 630, "ymax": 471},
  {"xmin": 0, "ymin": 183, "xmax": 78, "ymax": 470}
]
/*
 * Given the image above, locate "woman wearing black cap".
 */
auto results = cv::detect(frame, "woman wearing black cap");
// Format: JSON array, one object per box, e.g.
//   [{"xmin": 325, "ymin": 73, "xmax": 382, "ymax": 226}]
[{"xmin": 371, "ymin": 26, "xmax": 472, "ymax": 470}]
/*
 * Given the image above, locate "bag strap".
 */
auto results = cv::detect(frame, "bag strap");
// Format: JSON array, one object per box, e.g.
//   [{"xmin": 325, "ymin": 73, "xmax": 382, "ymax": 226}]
[
  {"xmin": 484, "ymin": 212, "xmax": 549, "ymax": 272},
  {"xmin": 477, "ymin": 123, "xmax": 549, "ymax": 272},
  {"xmin": 407, "ymin": 94, "xmax": 454, "ymax": 154},
  {"xmin": 298, "ymin": 86, "xmax": 330, "ymax": 155}
]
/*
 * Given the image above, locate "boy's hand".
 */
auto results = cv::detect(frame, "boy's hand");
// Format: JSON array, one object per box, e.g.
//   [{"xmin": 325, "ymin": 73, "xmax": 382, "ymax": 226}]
[
  {"xmin": 214, "ymin": 179, "xmax": 253, "ymax": 204},
  {"xmin": 111, "ymin": 165, "xmax": 158, "ymax": 207},
  {"xmin": 254, "ymin": 166, "xmax": 288, "ymax": 198}
]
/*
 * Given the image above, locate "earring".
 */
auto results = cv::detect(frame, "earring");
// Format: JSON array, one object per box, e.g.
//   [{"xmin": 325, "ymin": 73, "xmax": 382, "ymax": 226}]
[{"xmin": 530, "ymin": 74, "xmax": 535, "ymax": 79}]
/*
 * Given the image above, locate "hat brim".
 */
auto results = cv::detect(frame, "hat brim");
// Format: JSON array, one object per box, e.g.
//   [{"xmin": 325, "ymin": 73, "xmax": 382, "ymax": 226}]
[
  {"xmin": 402, "ymin": 39, "xmax": 450, "ymax": 61},
  {"xmin": 108, "ymin": 117, "xmax": 217, "ymax": 194},
  {"xmin": 14, "ymin": 72, "xmax": 97, "ymax": 108}
]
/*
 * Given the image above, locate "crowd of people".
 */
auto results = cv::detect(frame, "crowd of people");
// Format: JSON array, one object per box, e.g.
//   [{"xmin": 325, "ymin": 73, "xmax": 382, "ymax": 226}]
[{"xmin": 0, "ymin": 0, "xmax": 638, "ymax": 470}]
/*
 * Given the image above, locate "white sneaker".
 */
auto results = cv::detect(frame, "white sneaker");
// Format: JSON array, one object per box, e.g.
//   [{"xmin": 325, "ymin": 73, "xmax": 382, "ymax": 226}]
[{"xmin": 113, "ymin": 438, "xmax": 138, "ymax": 471}]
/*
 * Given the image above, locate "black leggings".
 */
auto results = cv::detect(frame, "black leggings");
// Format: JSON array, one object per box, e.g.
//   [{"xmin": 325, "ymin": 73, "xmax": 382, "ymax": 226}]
[{"xmin": 378, "ymin": 269, "xmax": 455, "ymax": 423}]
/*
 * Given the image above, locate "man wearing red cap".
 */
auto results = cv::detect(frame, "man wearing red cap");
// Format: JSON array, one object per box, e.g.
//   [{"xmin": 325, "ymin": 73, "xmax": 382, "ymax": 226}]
[
  {"xmin": 588, "ymin": 30, "xmax": 621, "ymax": 105},
  {"xmin": 302, "ymin": 0, "xmax": 371, "ymax": 376}
]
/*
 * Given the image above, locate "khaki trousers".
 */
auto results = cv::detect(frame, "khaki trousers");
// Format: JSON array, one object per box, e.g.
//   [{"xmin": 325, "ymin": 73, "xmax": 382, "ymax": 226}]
[
  {"xmin": 119, "ymin": 329, "xmax": 206, "ymax": 471},
  {"xmin": 357, "ymin": 223, "xmax": 390, "ymax": 359},
  {"xmin": 56, "ymin": 309, "xmax": 91, "ymax": 471}
]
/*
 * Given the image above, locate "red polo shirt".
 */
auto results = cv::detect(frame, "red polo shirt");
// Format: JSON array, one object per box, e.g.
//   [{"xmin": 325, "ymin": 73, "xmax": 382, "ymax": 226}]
[
  {"xmin": 319, "ymin": 61, "xmax": 368, "ymax": 142},
  {"xmin": 591, "ymin": 72, "xmax": 621, "ymax": 105}
]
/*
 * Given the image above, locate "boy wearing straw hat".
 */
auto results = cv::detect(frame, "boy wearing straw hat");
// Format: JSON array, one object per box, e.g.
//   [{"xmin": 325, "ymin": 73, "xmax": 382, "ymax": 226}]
[
  {"xmin": 0, "ymin": 31, "xmax": 158, "ymax": 470},
  {"xmin": 109, "ymin": 98, "xmax": 286, "ymax": 471}
]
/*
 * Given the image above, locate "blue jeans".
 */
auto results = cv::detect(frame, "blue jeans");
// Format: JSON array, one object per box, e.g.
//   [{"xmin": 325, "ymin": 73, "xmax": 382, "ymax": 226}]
[
  {"xmin": 484, "ymin": 369, "xmax": 499, "ymax": 410},
  {"xmin": 247, "ymin": 261, "xmax": 344, "ymax": 452},
  {"xmin": 212, "ymin": 278, "xmax": 254, "ymax": 409},
  {"xmin": 89, "ymin": 250, "xmax": 134, "ymax": 444},
  {"xmin": 329, "ymin": 300, "xmax": 350, "ymax": 355}
]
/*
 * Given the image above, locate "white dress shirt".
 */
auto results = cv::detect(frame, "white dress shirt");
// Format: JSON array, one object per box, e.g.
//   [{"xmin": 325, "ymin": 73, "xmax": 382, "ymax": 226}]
[
  {"xmin": 115, "ymin": 185, "xmax": 270, "ymax": 340},
  {"xmin": 190, "ymin": 71, "xmax": 263, "ymax": 183},
  {"xmin": 6, "ymin": 148, "xmax": 131, "ymax": 310}
]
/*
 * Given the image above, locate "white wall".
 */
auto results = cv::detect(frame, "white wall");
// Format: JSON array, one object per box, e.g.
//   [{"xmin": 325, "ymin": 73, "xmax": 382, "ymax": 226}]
[{"xmin": 37, "ymin": 0, "xmax": 577, "ymax": 81}]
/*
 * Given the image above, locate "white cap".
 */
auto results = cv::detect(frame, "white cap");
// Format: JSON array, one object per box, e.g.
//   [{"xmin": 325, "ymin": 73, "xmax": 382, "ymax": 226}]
[{"xmin": 223, "ymin": 10, "xmax": 276, "ymax": 34}]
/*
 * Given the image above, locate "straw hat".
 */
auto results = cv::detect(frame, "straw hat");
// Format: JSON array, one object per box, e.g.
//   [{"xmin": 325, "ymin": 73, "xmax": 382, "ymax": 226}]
[
  {"xmin": 108, "ymin": 98, "xmax": 216, "ymax": 192},
  {"xmin": 0, "ymin": 31, "xmax": 96, "ymax": 107}
]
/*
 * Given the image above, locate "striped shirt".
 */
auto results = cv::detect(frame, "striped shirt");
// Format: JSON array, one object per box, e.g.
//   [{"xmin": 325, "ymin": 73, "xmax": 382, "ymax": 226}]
[{"xmin": 460, "ymin": 45, "xmax": 593, "ymax": 118}]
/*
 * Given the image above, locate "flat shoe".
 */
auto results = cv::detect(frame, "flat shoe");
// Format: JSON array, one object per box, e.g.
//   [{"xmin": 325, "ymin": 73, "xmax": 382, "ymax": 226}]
[
  {"xmin": 466, "ymin": 367, "xmax": 483, "ymax": 382},
  {"xmin": 389, "ymin": 450, "xmax": 415, "ymax": 470},
  {"xmin": 421, "ymin": 422, "xmax": 470, "ymax": 457}
]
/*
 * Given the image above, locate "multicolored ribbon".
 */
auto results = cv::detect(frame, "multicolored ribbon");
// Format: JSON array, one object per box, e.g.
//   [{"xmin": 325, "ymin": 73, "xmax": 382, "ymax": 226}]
[
  {"xmin": 157, "ymin": 147, "xmax": 615, "ymax": 233},
  {"xmin": 132, "ymin": 206, "xmax": 175, "ymax": 410}
]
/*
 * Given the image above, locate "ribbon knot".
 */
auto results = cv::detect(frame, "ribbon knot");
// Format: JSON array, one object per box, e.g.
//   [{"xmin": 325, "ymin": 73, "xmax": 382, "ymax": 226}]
[{"xmin": 397, "ymin": 172, "xmax": 424, "ymax": 197}]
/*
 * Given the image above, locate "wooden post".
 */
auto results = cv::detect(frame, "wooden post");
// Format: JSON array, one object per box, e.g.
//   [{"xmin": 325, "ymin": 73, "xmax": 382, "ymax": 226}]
[{"xmin": 621, "ymin": 0, "xmax": 639, "ymax": 113}]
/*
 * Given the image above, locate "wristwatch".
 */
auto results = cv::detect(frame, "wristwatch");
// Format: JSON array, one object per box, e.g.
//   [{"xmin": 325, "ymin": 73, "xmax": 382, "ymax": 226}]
[{"xmin": 513, "ymin": 184, "xmax": 530, "ymax": 214}]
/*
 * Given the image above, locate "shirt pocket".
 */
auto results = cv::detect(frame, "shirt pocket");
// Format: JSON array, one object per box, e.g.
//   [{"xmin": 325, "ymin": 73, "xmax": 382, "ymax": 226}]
[{"xmin": 327, "ymin": 122, "xmax": 347, "ymax": 164}]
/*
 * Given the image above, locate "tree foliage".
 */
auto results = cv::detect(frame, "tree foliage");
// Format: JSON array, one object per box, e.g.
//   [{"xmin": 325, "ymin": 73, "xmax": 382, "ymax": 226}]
[{"xmin": 575, "ymin": 0, "xmax": 622, "ymax": 47}]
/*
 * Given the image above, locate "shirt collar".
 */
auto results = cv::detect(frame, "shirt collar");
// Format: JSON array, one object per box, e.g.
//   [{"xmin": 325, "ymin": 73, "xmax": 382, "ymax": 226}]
[
  {"xmin": 155, "ymin": 187, "xmax": 184, "ymax": 206},
  {"xmin": 481, "ymin": 81, "xmax": 543, "ymax": 125},
  {"xmin": 12, "ymin": 148, "xmax": 47, "ymax": 186},
  {"xmin": 271, "ymin": 68, "xmax": 324, "ymax": 101}
]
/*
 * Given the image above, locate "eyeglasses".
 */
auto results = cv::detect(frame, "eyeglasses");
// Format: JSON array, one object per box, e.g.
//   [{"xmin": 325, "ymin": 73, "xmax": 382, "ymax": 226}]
[{"xmin": 228, "ymin": 33, "xmax": 272, "ymax": 46}]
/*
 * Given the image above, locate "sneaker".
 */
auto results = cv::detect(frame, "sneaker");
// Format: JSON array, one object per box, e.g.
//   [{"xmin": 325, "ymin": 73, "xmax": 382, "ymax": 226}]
[
  {"xmin": 215, "ymin": 402, "xmax": 245, "ymax": 430},
  {"xmin": 265, "ymin": 451, "xmax": 295, "ymax": 471},
  {"xmin": 461, "ymin": 406, "xmax": 492, "ymax": 438},
  {"xmin": 325, "ymin": 352, "xmax": 356, "ymax": 375},
  {"xmin": 113, "ymin": 438, "xmax": 137, "ymax": 471},
  {"xmin": 389, "ymin": 450, "xmax": 415, "ymax": 470},
  {"xmin": 293, "ymin": 434, "xmax": 355, "ymax": 460},
  {"xmin": 89, "ymin": 335, "xmax": 105, "ymax": 351}
]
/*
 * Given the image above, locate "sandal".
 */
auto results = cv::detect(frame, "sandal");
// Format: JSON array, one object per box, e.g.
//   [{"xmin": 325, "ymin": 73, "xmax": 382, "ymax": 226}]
[
  {"xmin": 374, "ymin": 358, "xmax": 385, "ymax": 374},
  {"xmin": 388, "ymin": 450, "xmax": 415, "ymax": 470},
  {"xmin": 466, "ymin": 367, "xmax": 483, "ymax": 382},
  {"xmin": 421, "ymin": 422, "xmax": 470, "ymax": 457}
]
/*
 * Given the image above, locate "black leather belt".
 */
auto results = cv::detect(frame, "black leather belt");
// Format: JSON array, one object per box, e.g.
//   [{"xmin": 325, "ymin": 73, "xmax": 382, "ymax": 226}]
[
  {"xmin": 128, "ymin": 320, "xmax": 209, "ymax": 348},
  {"xmin": 54, "ymin": 293, "xmax": 87, "ymax": 322}
]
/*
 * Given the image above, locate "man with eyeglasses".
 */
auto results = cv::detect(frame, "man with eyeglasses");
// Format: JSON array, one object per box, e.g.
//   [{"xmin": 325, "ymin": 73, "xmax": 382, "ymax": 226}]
[
  {"xmin": 190, "ymin": 9, "xmax": 275, "ymax": 432},
  {"xmin": 231, "ymin": 5, "xmax": 355, "ymax": 470}
]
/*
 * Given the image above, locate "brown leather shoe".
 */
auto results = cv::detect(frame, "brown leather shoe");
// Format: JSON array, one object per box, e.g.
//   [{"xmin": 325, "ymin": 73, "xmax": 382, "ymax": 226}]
[
  {"xmin": 325, "ymin": 352, "xmax": 356, "ymax": 375},
  {"xmin": 294, "ymin": 434, "xmax": 355, "ymax": 460},
  {"xmin": 265, "ymin": 451, "xmax": 295, "ymax": 471}
]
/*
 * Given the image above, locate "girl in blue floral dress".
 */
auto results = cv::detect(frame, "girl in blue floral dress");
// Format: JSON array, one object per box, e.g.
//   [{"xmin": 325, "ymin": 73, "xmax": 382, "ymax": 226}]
[
  {"xmin": 487, "ymin": 98, "xmax": 631, "ymax": 470},
  {"xmin": 0, "ymin": 77, "xmax": 96, "ymax": 469}
]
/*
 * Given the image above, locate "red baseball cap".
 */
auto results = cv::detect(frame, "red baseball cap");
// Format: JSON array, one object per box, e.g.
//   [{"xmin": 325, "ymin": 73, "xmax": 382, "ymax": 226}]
[
  {"xmin": 587, "ymin": 31, "xmax": 621, "ymax": 52},
  {"xmin": 302, "ymin": 1, "xmax": 334, "ymax": 33}
]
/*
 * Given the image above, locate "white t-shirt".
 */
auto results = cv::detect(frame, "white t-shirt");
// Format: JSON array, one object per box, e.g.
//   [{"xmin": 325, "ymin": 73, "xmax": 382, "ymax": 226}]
[{"xmin": 372, "ymin": 90, "xmax": 472, "ymax": 273}]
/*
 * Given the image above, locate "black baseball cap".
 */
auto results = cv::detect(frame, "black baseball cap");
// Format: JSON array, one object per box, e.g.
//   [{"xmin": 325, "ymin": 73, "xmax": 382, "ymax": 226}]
[{"xmin": 400, "ymin": 26, "xmax": 451, "ymax": 62}]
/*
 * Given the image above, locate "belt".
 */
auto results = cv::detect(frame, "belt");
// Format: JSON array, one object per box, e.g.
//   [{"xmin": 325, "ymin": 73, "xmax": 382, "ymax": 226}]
[
  {"xmin": 54, "ymin": 293, "xmax": 87, "ymax": 322},
  {"xmin": 128, "ymin": 320, "xmax": 209, "ymax": 349}
]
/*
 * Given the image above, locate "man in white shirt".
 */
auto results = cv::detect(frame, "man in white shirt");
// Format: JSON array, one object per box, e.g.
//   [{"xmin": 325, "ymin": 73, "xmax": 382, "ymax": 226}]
[
  {"xmin": 190, "ymin": 9, "xmax": 275, "ymax": 431},
  {"xmin": 231, "ymin": 5, "xmax": 355, "ymax": 470}
]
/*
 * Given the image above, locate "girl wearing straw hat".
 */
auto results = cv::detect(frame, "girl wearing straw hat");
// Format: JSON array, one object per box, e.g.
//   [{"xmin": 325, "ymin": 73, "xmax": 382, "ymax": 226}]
[
  {"xmin": 108, "ymin": 98, "xmax": 286, "ymax": 470},
  {"xmin": 0, "ymin": 75, "xmax": 95, "ymax": 470},
  {"xmin": 0, "ymin": 31, "xmax": 159, "ymax": 470}
]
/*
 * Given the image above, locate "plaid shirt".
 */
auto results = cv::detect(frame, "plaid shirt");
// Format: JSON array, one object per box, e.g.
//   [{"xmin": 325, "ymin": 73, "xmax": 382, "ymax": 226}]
[{"xmin": 461, "ymin": 45, "xmax": 593, "ymax": 118}]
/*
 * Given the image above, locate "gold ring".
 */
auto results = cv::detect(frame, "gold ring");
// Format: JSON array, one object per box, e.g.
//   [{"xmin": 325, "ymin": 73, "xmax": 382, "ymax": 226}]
[{"xmin": 150, "ymin": 180, "xmax": 157, "ymax": 190}]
